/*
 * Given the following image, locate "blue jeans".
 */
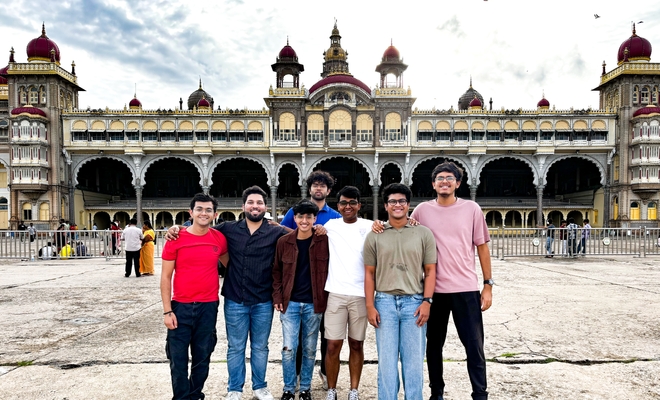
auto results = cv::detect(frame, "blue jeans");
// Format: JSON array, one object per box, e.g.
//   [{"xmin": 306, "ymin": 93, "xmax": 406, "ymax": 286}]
[
  {"xmin": 224, "ymin": 299, "xmax": 274, "ymax": 392},
  {"xmin": 166, "ymin": 300, "xmax": 219, "ymax": 400},
  {"xmin": 280, "ymin": 301, "xmax": 322, "ymax": 392},
  {"xmin": 576, "ymin": 237, "xmax": 587, "ymax": 254},
  {"xmin": 374, "ymin": 292, "xmax": 426, "ymax": 400},
  {"xmin": 545, "ymin": 237, "xmax": 554, "ymax": 255}
]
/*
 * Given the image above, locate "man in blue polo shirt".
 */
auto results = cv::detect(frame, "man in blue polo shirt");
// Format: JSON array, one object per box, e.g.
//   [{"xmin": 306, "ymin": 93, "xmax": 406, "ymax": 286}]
[{"xmin": 281, "ymin": 170, "xmax": 340, "ymax": 390}]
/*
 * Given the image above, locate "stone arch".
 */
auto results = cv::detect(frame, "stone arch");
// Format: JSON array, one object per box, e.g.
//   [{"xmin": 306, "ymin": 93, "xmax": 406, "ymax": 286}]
[
  {"xmin": 72, "ymin": 155, "xmax": 136, "ymax": 186},
  {"xmin": 208, "ymin": 155, "xmax": 271, "ymax": 187},
  {"xmin": 275, "ymin": 161, "xmax": 302, "ymax": 186},
  {"xmin": 141, "ymin": 155, "xmax": 206, "ymax": 188},
  {"xmin": 409, "ymin": 155, "xmax": 472, "ymax": 185},
  {"xmin": 544, "ymin": 155, "xmax": 607, "ymax": 186},
  {"xmin": 308, "ymin": 155, "xmax": 375, "ymax": 186},
  {"xmin": 476, "ymin": 155, "xmax": 539, "ymax": 187},
  {"xmin": 377, "ymin": 161, "xmax": 404, "ymax": 187}
]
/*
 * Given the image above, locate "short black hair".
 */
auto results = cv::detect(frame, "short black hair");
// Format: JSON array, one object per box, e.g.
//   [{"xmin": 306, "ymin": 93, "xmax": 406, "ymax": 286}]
[
  {"xmin": 568, "ymin": 218, "xmax": 575, "ymax": 223},
  {"xmin": 336, "ymin": 185, "xmax": 361, "ymax": 202},
  {"xmin": 129, "ymin": 218, "xmax": 138, "ymax": 225},
  {"xmin": 382, "ymin": 183, "xmax": 411, "ymax": 204},
  {"xmin": 584, "ymin": 218, "xmax": 590, "ymax": 223},
  {"xmin": 547, "ymin": 218, "xmax": 553, "ymax": 224},
  {"xmin": 431, "ymin": 161, "xmax": 464, "ymax": 182},
  {"xmin": 189, "ymin": 193, "xmax": 218, "ymax": 211},
  {"xmin": 242, "ymin": 185, "xmax": 268, "ymax": 205},
  {"xmin": 292, "ymin": 199, "xmax": 319, "ymax": 216},
  {"xmin": 306, "ymin": 170, "xmax": 335, "ymax": 190}
]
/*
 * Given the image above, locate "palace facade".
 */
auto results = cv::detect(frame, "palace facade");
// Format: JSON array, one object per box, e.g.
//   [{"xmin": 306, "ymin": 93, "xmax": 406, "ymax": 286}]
[{"xmin": 0, "ymin": 23, "xmax": 658, "ymax": 229}]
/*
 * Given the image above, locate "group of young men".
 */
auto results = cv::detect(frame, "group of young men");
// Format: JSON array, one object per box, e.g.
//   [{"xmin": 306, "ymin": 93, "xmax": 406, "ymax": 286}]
[{"xmin": 160, "ymin": 162, "xmax": 493, "ymax": 400}]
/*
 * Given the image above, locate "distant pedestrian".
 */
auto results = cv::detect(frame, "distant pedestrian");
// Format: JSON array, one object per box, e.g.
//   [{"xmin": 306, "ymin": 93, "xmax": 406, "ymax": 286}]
[
  {"xmin": 567, "ymin": 218, "xmax": 579, "ymax": 258},
  {"xmin": 559, "ymin": 220, "xmax": 568, "ymax": 257},
  {"xmin": 121, "ymin": 218, "xmax": 143, "ymax": 277},
  {"xmin": 545, "ymin": 218, "xmax": 555, "ymax": 258},
  {"xmin": 39, "ymin": 242, "xmax": 57, "ymax": 260},
  {"xmin": 59, "ymin": 241, "xmax": 74, "ymax": 260},
  {"xmin": 576, "ymin": 218, "xmax": 591, "ymax": 256},
  {"xmin": 28, "ymin": 223, "xmax": 37, "ymax": 242},
  {"xmin": 18, "ymin": 221, "xmax": 27, "ymax": 242},
  {"xmin": 111, "ymin": 219, "xmax": 121, "ymax": 254},
  {"xmin": 92, "ymin": 223, "xmax": 98, "ymax": 238},
  {"xmin": 140, "ymin": 220, "xmax": 156, "ymax": 276}
]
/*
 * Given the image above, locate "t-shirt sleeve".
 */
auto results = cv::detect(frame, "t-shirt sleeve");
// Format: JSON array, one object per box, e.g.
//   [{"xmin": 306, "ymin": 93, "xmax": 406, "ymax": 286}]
[
  {"xmin": 473, "ymin": 206, "xmax": 490, "ymax": 246},
  {"xmin": 362, "ymin": 232, "xmax": 377, "ymax": 266},
  {"xmin": 215, "ymin": 231, "xmax": 229, "ymax": 255},
  {"xmin": 280, "ymin": 208, "xmax": 296, "ymax": 229},
  {"xmin": 162, "ymin": 240, "xmax": 177, "ymax": 261},
  {"xmin": 422, "ymin": 229, "xmax": 438, "ymax": 265}
]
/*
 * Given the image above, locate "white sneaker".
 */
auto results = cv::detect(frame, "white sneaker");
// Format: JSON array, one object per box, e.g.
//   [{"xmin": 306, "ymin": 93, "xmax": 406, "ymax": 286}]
[
  {"xmin": 318, "ymin": 369, "xmax": 328, "ymax": 390},
  {"xmin": 254, "ymin": 387, "xmax": 274, "ymax": 400},
  {"xmin": 348, "ymin": 389, "xmax": 359, "ymax": 400},
  {"xmin": 226, "ymin": 392, "xmax": 242, "ymax": 400}
]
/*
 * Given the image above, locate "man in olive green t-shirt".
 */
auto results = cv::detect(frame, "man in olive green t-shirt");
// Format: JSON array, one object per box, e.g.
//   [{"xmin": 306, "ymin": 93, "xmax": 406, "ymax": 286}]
[{"xmin": 364, "ymin": 183, "xmax": 436, "ymax": 400}]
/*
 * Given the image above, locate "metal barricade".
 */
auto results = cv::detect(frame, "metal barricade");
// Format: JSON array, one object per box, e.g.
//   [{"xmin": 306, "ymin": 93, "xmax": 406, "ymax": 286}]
[{"xmin": 485, "ymin": 227, "xmax": 658, "ymax": 259}]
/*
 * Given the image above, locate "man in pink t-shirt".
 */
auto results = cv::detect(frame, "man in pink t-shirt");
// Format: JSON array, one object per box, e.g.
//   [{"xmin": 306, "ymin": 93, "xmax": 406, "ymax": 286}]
[
  {"xmin": 161, "ymin": 193, "xmax": 229, "ymax": 400},
  {"xmin": 410, "ymin": 161, "xmax": 493, "ymax": 400}
]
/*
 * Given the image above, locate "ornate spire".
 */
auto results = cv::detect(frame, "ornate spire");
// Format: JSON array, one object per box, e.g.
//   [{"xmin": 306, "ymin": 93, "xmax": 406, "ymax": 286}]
[
  {"xmin": 469, "ymin": 76, "xmax": 473, "ymax": 89},
  {"xmin": 633, "ymin": 23, "xmax": 637, "ymax": 36},
  {"xmin": 41, "ymin": 22, "xmax": 46, "ymax": 37},
  {"xmin": 71, "ymin": 60, "xmax": 76, "ymax": 75},
  {"xmin": 199, "ymin": 77, "xmax": 202, "ymax": 89}
]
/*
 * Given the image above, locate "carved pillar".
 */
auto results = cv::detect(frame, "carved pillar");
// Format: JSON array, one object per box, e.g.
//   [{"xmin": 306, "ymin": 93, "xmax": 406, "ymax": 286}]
[
  {"xmin": 301, "ymin": 182, "xmax": 308, "ymax": 200},
  {"xmin": 372, "ymin": 185, "xmax": 380, "ymax": 221},
  {"xmin": 202, "ymin": 186, "xmax": 210, "ymax": 195},
  {"xmin": 469, "ymin": 184, "xmax": 478, "ymax": 202},
  {"xmin": 135, "ymin": 185, "xmax": 143, "ymax": 226},
  {"xmin": 536, "ymin": 184, "xmax": 545, "ymax": 226},
  {"xmin": 270, "ymin": 186, "xmax": 278, "ymax": 220}
]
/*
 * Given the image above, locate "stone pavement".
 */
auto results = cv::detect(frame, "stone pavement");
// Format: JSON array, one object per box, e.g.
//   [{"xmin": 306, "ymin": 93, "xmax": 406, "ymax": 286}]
[{"xmin": 0, "ymin": 255, "xmax": 659, "ymax": 399}]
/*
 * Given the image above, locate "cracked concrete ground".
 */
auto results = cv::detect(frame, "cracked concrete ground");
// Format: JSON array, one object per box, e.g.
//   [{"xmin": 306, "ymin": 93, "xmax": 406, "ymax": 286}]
[{"xmin": 0, "ymin": 256, "xmax": 659, "ymax": 399}]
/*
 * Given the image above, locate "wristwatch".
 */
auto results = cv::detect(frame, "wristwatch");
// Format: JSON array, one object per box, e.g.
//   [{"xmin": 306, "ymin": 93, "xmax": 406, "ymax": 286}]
[
  {"xmin": 423, "ymin": 297, "xmax": 433, "ymax": 304},
  {"xmin": 483, "ymin": 279, "xmax": 495, "ymax": 286}
]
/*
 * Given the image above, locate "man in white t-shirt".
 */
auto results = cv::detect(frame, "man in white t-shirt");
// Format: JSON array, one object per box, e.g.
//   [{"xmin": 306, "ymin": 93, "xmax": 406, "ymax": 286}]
[
  {"xmin": 410, "ymin": 162, "xmax": 492, "ymax": 400},
  {"xmin": 323, "ymin": 186, "xmax": 373, "ymax": 400}
]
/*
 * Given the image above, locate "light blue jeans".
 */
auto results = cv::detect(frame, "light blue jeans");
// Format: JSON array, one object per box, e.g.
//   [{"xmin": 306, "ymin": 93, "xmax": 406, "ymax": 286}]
[
  {"xmin": 374, "ymin": 292, "xmax": 426, "ymax": 400},
  {"xmin": 224, "ymin": 299, "xmax": 274, "ymax": 392},
  {"xmin": 546, "ymin": 237, "xmax": 554, "ymax": 255},
  {"xmin": 280, "ymin": 301, "xmax": 322, "ymax": 392}
]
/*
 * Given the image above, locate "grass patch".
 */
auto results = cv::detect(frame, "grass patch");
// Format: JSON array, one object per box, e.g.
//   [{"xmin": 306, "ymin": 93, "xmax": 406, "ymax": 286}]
[
  {"xmin": 499, "ymin": 352, "xmax": 519, "ymax": 358},
  {"xmin": 16, "ymin": 360, "xmax": 33, "ymax": 367}
]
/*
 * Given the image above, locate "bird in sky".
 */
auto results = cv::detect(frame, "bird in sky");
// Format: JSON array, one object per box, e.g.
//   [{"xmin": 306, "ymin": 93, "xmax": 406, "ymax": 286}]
[{"xmin": 594, "ymin": 14, "xmax": 600, "ymax": 19}]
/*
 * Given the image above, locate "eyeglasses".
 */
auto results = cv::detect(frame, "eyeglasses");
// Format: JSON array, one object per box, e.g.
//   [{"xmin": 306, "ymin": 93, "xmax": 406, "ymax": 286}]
[
  {"xmin": 387, "ymin": 199, "xmax": 409, "ymax": 206},
  {"xmin": 193, "ymin": 207, "xmax": 215, "ymax": 214},
  {"xmin": 435, "ymin": 176, "xmax": 456, "ymax": 182},
  {"xmin": 338, "ymin": 200, "xmax": 359, "ymax": 206}
]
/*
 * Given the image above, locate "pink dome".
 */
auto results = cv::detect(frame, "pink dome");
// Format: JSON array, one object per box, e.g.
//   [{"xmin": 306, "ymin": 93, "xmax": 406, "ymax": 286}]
[
  {"xmin": 469, "ymin": 96, "xmax": 482, "ymax": 107},
  {"xmin": 382, "ymin": 45, "xmax": 400, "ymax": 61},
  {"xmin": 633, "ymin": 106, "xmax": 660, "ymax": 117},
  {"xmin": 537, "ymin": 97, "xmax": 550, "ymax": 107},
  {"xmin": 0, "ymin": 65, "xmax": 7, "ymax": 85},
  {"xmin": 197, "ymin": 97, "xmax": 210, "ymax": 108},
  {"xmin": 11, "ymin": 105, "xmax": 47, "ymax": 117},
  {"xmin": 26, "ymin": 24, "xmax": 61, "ymax": 63},
  {"xmin": 309, "ymin": 74, "xmax": 371, "ymax": 95},
  {"xmin": 129, "ymin": 96, "xmax": 142, "ymax": 108},
  {"xmin": 617, "ymin": 25, "xmax": 652, "ymax": 63},
  {"xmin": 279, "ymin": 44, "xmax": 297, "ymax": 59}
]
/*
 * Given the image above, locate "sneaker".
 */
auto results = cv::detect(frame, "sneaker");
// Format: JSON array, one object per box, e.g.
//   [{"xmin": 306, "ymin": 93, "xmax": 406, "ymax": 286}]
[
  {"xmin": 254, "ymin": 388, "xmax": 274, "ymax": 400},
  {"xmin": 318, "ymin": 369, "xmax": 328, "ymax": 390},
  {"xmin": 226, "ymin": 392, "xmax": 242, "ymax": 400},
  {"xmin": 299, "ymin": 390, "xmax": 312, "ymax": 400},
  {"xmin": 325, "ymin": 389, "xmax": 337, "ymax": 400},
  {"xmin": 281, "ymin": 391, "xmax": 295, "ymax": 400},
  {"xmin": 347, "ymin": 389, "xmax": 359, "ymax": 400}
]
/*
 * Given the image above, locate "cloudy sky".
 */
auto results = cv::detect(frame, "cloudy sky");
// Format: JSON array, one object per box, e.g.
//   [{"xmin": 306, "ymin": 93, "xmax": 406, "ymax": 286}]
[{"xmin": 1, "ymin": 0, "xmax": 659, "ymax": 111}]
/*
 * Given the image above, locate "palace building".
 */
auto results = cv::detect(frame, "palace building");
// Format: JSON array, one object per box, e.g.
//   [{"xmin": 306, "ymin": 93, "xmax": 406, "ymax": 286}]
[{"xmin": 0, "ymin": 23, "xmax": 658, "ymax": 230}]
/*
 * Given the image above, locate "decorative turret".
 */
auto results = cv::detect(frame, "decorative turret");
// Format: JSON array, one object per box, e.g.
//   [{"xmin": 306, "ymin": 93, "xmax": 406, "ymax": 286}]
[
  {"xmin": 375, "ymin": 40, "xmax": 408, "ymax": 88},
  {"xmin": 271, "ymin": 37, "xmax": 304, "ymax": 89},
  {"xmin": 26, "ymin": 23, "xmax": 61, "ymax": 64},
  {"xmin": 617, "ymin": 23, "xmax": 652, "ymax": 65},
  {"xmin": 458, "ymin": 78, "xmax": 484, "ymax": 111},
  {"xmin": 187, "ymin": 79, "xmax": 214, "ymax": 110},
  {"xmin": 129, "ymin": 93, "xmax": 142, "ymax": 110},
  {"xmin": 321, "ymin": 22, "xmax": 351, "ymax": 78},
  {"xmin": 537, "ymin": 93, "xmax": 550, "ymax": 109}
]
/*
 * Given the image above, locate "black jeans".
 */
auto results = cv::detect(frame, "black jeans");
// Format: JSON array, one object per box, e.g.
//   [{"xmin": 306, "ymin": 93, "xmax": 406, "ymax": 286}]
[
  {"xmin": 427, "ymin": 291, "xmax": 487, "ymax": 400},
  {"xmin": 124, "ymin": 250, "xmax": 141, "ymax": 277},
  {"xmin": 166, "ymin": 300, "xmax": 219, "ymax": 400}
]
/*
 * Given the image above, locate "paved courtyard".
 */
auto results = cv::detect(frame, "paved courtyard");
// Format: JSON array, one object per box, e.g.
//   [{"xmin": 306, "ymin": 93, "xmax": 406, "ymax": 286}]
[{"xmin": 0, "ymin": 255, "xmax": 659, "ymax": 399}]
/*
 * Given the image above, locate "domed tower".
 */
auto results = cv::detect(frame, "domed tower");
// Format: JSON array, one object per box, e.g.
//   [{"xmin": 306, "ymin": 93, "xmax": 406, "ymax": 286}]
[
  {"xmin": 468, "ymin": 95, "xmax": 483, "ymax": 112},
  {"xmin": 187, "ymin": 79, "xmax": 214, "ymax": 110},
  {"xmin": 128, "ymin": 93, "xmax": 142, "ymax": 110},
  {"xmin": 375, "ymin": 40, "xmax": 408, "ymax": 88},
  {"xmin": 321, "ymin": 22, "xmax": 351, "ymax": 77},
  {"xmin": 26, "ymin": 23, "xmax": 61, "ymax": 64},
  {"xmin": 271, "ymin": 38, "xmax": 304, "ymax": 88},
  {"xmin": 537, "ymin": 93, "xmax": 550, "ymax": 110},
  {"xmin": 197, "ymin": 95, "xmax": 211, "ymax": 111},
  {"xmin": 617, "ymin": 23, "xmax": 652, "ymax": 65},
  {"xmin": 458, "ymin": 78, "xmax": 484, "ymax": 111}
]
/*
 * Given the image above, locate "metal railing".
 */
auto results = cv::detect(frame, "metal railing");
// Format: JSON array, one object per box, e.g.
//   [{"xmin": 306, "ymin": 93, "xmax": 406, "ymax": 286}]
[
  {"xmin": 488, "ymin": 227, "xmax": 660, "ymax": 259},
  {"xmin": 0, "ymin": 230, "xmax": 167, "ymax": 261}
]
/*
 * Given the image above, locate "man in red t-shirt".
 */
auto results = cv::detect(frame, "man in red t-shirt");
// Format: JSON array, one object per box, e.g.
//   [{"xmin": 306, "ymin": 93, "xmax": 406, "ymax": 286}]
[{"xmin": 161, "ymin": 193, "xmax": 229, "ymax": 400}]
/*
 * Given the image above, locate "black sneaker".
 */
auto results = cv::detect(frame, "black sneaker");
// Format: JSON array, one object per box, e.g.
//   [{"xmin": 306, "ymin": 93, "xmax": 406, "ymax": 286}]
[
  {"xmin": 281, "ymin": 391, "xmax": 295, "ymax": 400},
  {"xmin": 299, "ymin": 390, "xmax": 312, "ymax": 400}
]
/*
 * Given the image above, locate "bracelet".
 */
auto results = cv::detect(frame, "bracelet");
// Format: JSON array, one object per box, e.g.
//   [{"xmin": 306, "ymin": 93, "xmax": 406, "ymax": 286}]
[{"xmin": 163, "ymin": 311, "xmax": 173, "ymax": 315}]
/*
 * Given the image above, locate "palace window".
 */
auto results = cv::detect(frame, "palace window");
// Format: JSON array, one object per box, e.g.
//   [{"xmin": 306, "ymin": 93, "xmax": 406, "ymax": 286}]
[
  {"xmin": 29, "ymin": 87, "xmax": 39, "ymax": 105},
  {"xmin": 641, "ymin": 86, "xmax": 650, "ymax": 104},
  {"xmin": 633, "ymin": 86, "xmax": 639, "ymax": 104}
]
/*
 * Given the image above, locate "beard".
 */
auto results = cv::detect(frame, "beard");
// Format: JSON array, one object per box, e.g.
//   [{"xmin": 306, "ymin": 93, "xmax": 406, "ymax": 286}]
[
  {"xmin": 311, "ymin": 191, "xmax": 327, "ymax": 201},
  {"xmin": 246, "ymin": 211, "xmax": 266, "ymax": 222}
]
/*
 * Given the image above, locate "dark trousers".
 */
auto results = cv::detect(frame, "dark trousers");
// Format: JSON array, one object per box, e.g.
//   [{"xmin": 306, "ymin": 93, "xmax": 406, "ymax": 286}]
[
  {"xmin": 296, "ymin": 315, "xmax": 327, "ymax": 376},
  {"xmin": 166, "ymin": 300, "xmax": 219, "ymax": 400},
  {"xmin": 125, "ymin": 250, "xmax": 141, "ymax": 277},
  {"xmin": 427, "ymin": 291, "xmax": 487, "ymax": 400}
]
